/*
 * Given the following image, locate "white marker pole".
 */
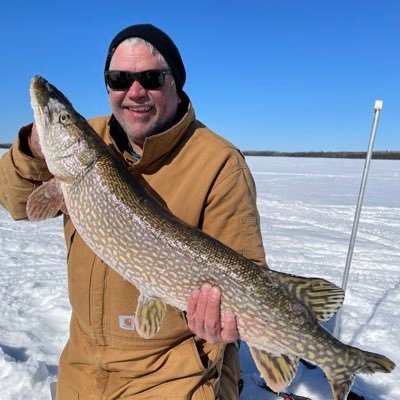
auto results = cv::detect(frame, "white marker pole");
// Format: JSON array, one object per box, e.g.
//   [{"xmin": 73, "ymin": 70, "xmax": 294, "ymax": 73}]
[{"xmin": 333, "ymin": 100, "xmax": 383, "ymax": 338}]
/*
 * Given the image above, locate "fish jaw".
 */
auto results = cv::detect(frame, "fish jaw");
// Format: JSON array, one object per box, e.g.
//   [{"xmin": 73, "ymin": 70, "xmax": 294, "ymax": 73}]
[{"xmin": 30, "ymin": 75, "xmax": 100, "ymax": 183}]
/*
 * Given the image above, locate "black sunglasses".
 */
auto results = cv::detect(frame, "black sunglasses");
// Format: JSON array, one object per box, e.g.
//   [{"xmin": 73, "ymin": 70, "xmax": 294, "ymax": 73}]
[{"xmin": 105, "ymin": 69, "xmax": 171, "ymax": 91}]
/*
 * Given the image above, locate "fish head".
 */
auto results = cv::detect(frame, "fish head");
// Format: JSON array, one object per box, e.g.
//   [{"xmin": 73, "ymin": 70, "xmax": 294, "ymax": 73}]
[{"xmin": 30, "ymin": 75, "xmax": 100, "ymax": 183}]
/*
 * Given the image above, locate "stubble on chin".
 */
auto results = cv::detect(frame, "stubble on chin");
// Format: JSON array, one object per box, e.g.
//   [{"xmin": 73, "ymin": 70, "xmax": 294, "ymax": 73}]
[{"xmin": 119, "ymin": 113, "xmax": 177, "ymax": 149}]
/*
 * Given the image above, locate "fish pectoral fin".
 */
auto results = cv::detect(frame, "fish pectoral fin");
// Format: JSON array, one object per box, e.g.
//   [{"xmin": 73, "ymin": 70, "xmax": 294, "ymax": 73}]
[
  {"xmin": 271, "ymin": 272, "xmax": 345, "ymax": 322},
  {"xmin": 135, "ymin": 293, "xmax": 167, "ymax": 339},
  {"xmin": 26, "ymin": 178, "xmax": 65, "ymax": 221},
  {"xmin": 249, "ymin": 346, "xmax": 299, "ymax": 393}
]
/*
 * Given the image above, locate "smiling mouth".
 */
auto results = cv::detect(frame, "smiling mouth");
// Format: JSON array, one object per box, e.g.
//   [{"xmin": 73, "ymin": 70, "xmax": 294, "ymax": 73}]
[{"xmin": 125, "ymin": 105, "xmax": 153, "ymax": 113}]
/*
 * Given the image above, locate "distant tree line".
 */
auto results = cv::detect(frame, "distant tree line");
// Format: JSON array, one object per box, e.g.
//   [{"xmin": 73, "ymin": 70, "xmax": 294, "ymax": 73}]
[
  {"xmin": 243, "ymin": 150, "xmax": 400, "ymax": 160},
  {"xmin": 1, "ymin": 143, "xmax": 399, "ymax": 159}
]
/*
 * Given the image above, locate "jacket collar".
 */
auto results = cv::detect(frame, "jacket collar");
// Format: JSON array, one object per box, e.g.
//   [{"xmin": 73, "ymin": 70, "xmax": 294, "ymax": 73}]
[{"xmin": 108, "ymin": 92, "xmax": 195, "ymax": 171}]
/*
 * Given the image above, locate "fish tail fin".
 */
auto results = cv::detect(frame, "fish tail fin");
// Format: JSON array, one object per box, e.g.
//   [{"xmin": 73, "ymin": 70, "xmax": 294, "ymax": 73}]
[
  {"xmin": 326, "ymin": 347, "xmax": 395, "ymax": 400},
  {"xmin": 357, "ymin": 349, "xmax": 395, "ymax": 374}
]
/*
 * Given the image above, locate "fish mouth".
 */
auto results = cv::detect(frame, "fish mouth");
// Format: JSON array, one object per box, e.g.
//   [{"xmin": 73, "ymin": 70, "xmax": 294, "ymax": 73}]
[
  {"xmin": 30, "ymin": 75, "xmax": 77, "ymax": 160},
  {"xmin": 29, "ymin": 76, "xmax": 51, "ymax": 135},
  {"xmin": 30, "ymin": 75, "xmax": 58, "ymax": 126},
  {"xmin": 31, "ymin": 75, "xmax": 47, "ymax": 92},
  {"xmin": 30, "ymin": 75, "xmax": 73, "ymax": 112},
  {"xmin": 30, "ymin": 75, "xmax": 53, "ymax": 110}
]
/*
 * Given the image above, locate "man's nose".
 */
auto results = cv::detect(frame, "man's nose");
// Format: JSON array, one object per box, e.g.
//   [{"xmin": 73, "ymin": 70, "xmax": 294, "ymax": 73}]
[{"xmin": 126, "ymin": 79, "xmax": 147, "ymax": 97}]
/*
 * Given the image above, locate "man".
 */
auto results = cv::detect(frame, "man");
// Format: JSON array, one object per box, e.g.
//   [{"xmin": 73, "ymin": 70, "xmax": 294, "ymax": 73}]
[{"xmin": 0, "ymin": 24, "xmax": 267, "ymax": 399}]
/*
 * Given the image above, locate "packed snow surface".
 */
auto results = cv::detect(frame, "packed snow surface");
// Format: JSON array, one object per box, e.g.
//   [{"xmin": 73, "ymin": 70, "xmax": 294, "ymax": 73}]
[{"xmin": 0, "ymin": 153, "xmax": 399, "ymax": 399}]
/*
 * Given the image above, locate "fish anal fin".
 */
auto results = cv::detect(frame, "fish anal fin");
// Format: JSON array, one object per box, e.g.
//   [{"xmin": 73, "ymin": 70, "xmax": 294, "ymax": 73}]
[
  {"xmin": 135, "ymin": 293, "xmax": 167, "ymax": 339},
  {"xmin": 272, "ymin": 272, "xmax": 345, "ymax": 322},
  {"xmin": 327, "ymin": 375, "xmax": 355, "ymax": 400},
  {"xmin": 249, "ymin": 346, "xmax": 299, "ymax": 393},
  {"xmin": 26, "ymin": 178, "xmax": 65, "ymax": 221}
]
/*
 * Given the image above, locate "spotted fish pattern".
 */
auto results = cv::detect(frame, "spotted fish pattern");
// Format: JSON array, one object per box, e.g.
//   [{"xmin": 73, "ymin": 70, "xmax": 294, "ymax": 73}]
[{"xmin": 27, "ymin": 76, "xmax": 395, "ymax": 400}]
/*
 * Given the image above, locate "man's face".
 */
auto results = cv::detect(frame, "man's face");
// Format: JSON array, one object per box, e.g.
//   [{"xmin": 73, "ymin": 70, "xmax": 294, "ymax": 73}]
[{"xmin": 108, "ymin": 43, "xmax": 180, "ymax": 152}]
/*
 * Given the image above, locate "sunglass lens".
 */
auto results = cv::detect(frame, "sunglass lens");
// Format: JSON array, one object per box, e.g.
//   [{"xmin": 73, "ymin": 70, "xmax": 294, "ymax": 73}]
[
  {"xmin": 139, "ymin": 70, "xmax": 165, "ymax": 90},
  {"xmin": 107, "ymin": 71, "xmax": 131, "ymax": 90},
  {"xmin": 106, "ymin": 70, "xmax": 167, "ymax": 91}
]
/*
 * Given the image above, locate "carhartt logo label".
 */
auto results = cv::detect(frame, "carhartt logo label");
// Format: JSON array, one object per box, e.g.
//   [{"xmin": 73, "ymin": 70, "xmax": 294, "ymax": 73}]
[{"xmin": 119, "ymin": 315, "xmax": 135, "ymax": 331}]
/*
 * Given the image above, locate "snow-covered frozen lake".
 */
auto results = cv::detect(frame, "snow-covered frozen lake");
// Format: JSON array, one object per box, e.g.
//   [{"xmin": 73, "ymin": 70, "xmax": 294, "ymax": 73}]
[{"xmin": 1, "ymin": 152, "xmax": 399, "ymax": 400}]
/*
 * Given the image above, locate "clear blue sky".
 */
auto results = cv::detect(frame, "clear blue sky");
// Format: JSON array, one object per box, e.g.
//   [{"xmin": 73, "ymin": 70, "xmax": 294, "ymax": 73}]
[{"xmin": 1, "ymin": 0, "xmax": 399, "ymax": 151}]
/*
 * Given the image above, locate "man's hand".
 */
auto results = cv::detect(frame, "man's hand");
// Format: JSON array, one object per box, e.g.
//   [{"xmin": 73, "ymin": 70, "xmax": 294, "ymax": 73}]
[
  {"xmin": 187, "ymin": 284, "xmax": 239, "ymax": 344},
  {"xmin": 29, "ymin": 123, "xmax": 45, "ymax": 159}
]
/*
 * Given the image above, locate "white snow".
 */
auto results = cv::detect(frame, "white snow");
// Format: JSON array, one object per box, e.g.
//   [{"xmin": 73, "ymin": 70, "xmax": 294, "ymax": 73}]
[{"xmin": 0, "ymin": 151, "xmax": 399, "ymax": 399}]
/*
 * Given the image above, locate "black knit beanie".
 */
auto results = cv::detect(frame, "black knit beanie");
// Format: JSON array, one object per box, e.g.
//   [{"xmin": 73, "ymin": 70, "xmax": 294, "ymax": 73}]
[{"xmin": 104, "ymin": 24, "xmax": 186, "ymax": 93}]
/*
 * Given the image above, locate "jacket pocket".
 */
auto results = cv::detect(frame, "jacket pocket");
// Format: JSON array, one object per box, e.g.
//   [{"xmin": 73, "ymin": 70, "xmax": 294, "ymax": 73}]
[
  {"xmin": 188, "ymin": 336, "xmax": 209, "ymax": 373},
  {"xmin": 64, "ymin": 219, "xmax": 96, "ymax": 326}
]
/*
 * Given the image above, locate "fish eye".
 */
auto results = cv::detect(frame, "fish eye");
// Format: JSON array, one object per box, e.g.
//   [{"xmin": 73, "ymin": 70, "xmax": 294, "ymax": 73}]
[{"xmin": 59, "ymin": 113, "xmax": 70, "ymax": 124}]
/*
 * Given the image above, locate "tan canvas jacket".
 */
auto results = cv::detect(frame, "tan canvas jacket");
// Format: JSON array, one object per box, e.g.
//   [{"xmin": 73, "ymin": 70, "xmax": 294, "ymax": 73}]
[{"xmin": 0, "ymin": 96, "xmax": 267, "ymax": 399}]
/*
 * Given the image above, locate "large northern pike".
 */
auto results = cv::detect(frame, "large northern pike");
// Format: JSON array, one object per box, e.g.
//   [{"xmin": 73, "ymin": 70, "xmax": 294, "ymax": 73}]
[{"xmin": 27, "ymin": 75, "xmax": 395, "ymax": 400}]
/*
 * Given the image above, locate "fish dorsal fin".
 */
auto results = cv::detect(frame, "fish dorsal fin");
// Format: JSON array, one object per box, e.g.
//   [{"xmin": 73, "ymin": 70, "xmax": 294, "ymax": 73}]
[
  {"xmin": 26, "ymin": 178, "xmax": 65, "ymax": 221},
  {"xmin": 270, "ymin": 271, "xmax": 344, "ymax": 322},
  {"xmin": 250, "ymin": 346, "xmax": 299, "ymax": 393},
  {"xmin": 135, "ymin": 293, "xmax": 167, "ymax": 339}
]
